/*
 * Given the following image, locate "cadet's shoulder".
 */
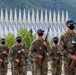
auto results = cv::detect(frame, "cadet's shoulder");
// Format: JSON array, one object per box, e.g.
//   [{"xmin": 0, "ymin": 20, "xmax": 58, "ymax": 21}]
[
  {"xmin": 60, "ymin": 31, "xmax": 68, "ymax": 38},
  {"xmin": 0, "ymin": 45, "xmax": 2, "ymax": 47},
  {"xmin": 51, "ymin": 44, "xmax": 55, "ymax": 48},
  {"xmin": 62, "ymin": 31, "xmax": 67, "ymax": 36},
  {"xmin": 74, "ymin": 31, "xmax": 76, "ymax": 35},
  {"xmin": 4, "ymin": 45, "xmax": 9, "ymax": 48},
  {"xmin": 32, "ymin": 39, "xmax": 39, "ymax": 44},
  {"xmin": 11, "ymin": 44, "xmax": 17, "ymax": 48}
]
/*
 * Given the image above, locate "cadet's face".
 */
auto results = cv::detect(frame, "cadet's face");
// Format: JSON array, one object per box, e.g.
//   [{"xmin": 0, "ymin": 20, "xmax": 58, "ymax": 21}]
[
  {"xmin": 67, "ymin": 24, "xmax": 75, "ymax": 30},
  {"xmin": 37, "ymin": 33, "xmax": 43, "ymax": 36}
]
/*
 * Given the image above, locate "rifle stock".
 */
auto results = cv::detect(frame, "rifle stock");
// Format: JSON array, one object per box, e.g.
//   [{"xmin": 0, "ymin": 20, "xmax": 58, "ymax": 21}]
[
  {"xmin": 14, "ymin": 50, "xmax": 22, "ymax": 69},
  {"xmin": 70, "ymin": 52, "xmax": 76, "ymax": 70},
  {"xmin": 54, "ymin": 51, "xmax": 61, "ymax": 65},
  {"xmin": 54, "ymin": 58, "xmax": 59, "ymax": 65},
  {"xmin": 70, "ymin": 60, "xmax": 76, "ymax": 70}
]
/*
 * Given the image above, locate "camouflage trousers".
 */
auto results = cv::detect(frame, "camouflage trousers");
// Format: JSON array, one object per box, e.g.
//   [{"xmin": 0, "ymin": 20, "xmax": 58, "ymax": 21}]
[
  {"xmin": 0, "ymin": 63, "xmax": 8, "ymax": 75},
  {"xmin": 64, "ymin": 61, "xmax": 76, "ymax": 75},
  {"xmin": 11, "ymin": 62, "xmax": 27, "ymax": 75},
  {"xmin": 51, "ymin": 63, "xmax": 62, "ymax": 75},
  {"xmin": 33, "ymin": 60, "xmax": 48, "ymax": 75}
]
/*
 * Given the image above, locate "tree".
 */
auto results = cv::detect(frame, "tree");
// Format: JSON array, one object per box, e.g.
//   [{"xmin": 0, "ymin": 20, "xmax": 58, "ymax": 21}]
[
  {"xmin": 5, "ymin": 33, "xmax": 16, "ymax": 48},
  {"xmin": 17, "ymin": 28, "xmax": 36, "ymax": 50}
]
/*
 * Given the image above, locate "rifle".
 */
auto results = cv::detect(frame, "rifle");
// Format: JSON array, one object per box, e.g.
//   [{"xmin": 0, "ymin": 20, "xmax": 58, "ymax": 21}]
[
  {"xmin": 70, "ymin": 48, "xmax": 76, "ymax": 70},
  {"xmin": 38, "ymin": 26, "xmax": 51, "ymax": 66},
  {"xmin": 54, "ymin": 50, "xmax": 61, "ymax": 65},
  {"xmin": 14, "ymin": 44, "xmax": 25, "ymax": 69}
]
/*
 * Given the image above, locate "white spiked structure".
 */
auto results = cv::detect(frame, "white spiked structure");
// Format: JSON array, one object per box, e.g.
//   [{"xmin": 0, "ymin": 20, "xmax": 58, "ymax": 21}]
[
  {"xmin": 0, "ymin": 8, "xmax": 69, "ymax": 38},
  {"xmin": 23, "ymin": 9, "xmax": 26, "ymax": 22}
]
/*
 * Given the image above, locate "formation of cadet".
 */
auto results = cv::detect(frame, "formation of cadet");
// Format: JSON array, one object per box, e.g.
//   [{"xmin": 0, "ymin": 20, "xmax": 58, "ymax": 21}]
[
  {"xmin": 9, "ymin": 36, "xmax": 28, "ymax": 75},
  {"xmin": 50, "ymin": 37, "xmax": 62, "ymax": 75},
  {"xmin": 0, "ymin": 38, "xmax": 9, "ymax": 75},
  {"xmin": 0, "ymin": 19, "xmax": 76, "ymax": 75},
  {"xmin": 59, "ymin": 19, "xmax": 76, "ymax": 75}
]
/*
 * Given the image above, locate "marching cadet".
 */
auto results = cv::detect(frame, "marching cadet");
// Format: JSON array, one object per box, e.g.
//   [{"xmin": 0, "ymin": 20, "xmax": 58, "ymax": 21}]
[
  {"xmin": 10, "ymin": 36, "xmax": 28, "ymax": 75},
  {"xmin": 59, "ymin": 20, "xmax": 76, "ymax": 75},
  {"xmin": 29, "ymin": 29, "xmax": 51, "ymax": 75},
  {"xmin": 50, "ymin": 37, "xmax": 62, "ymax": 75},
  {"xmin": 0, "ymin": 38, "xmax": 9, "ymax": 75}
]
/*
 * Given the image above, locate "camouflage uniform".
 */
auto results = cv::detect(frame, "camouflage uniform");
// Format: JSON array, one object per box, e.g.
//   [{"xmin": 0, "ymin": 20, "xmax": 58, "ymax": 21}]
[
  {"xmin": 50, "ymin": 44, "xmax": 62, "ymax": 75},
  {"xmin": 29, "ymin": 39, "xmax": 51, "ymax": 75},
  {"xmin": 10, "ymin": 43, "xmax": 28, "ymax": 75},
  {"xmin": 59, "ymin": 31, "xmax": 76, "ymax": 75},
  {"xmin": 0, "ymin": 45, "xmax": 9, "ymax": 75},
  {"xmin": 28, "ymin": 54, "xmax": 35, "ymax": 75}
]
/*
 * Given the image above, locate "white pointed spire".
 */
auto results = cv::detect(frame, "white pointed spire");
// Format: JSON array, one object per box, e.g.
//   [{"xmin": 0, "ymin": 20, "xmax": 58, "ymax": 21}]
[
  {"xmin": 32, "ymin": 9, "xmax": 35, "ymax": 22},
  {"xmin": 1, "ymin": 8, "xmax": 4, "ymax": 21},
  {"xmin": 10, "ymin": 9, "xmax": 13, "ymax": 21},
  {"xmin": 14, "ymin": 9, "xmax": 17, "ymax": 21},
  {"xmin": 36, "ymin": 9, "xmax": 39, "ymax": 22},
  {"xmin": 45, "ymin": 10, "xmax": 48, "ymax": 22},
  {"xmin": 66, "ymin": 11, "xmax": 69, "ymax": 21},
  {"xmin": 53, "ymin": 10, "xmax": 56, "ymax": 23},
  {"xmin": 19, "ymin": 9, "xmax": 22, "ymax": 21},
  {"xmin": 5, "ymin": 9, "xmax": 8, "ymax": 21},
  {"xmin": 27, "ymin": 9, "xmax": 30, "ymax": 22},
  {"xmin": 23, "ymin": 9, "xmax": 26, "ymax": 22},
  {"xmin": 49, "ymin": 10, "xmax": 52, "ymax": 23},
  {"xmin": 62, "ymin": 10, "xmax": 64, "ymax": 22},
  {"xmin": 57, "ymin": 10, "xmax": 60, "ymax": 23},
  {"xmin": 40, "ymin": 10, "xmax": 43, "ymax": 22}
]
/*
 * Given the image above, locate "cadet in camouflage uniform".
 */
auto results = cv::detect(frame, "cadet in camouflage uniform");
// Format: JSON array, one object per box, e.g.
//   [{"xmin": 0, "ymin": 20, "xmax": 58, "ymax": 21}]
[
  {"xmin": 59, "ymin": 20, "xmax": 76, "ymax": 75},
  {"xmin": 50, "ymin": 37, "xmax": 62, "ymax": 75},
  {"xmin": 10, "ymin": 36, "xmax": 28, "ymax": 75},
  {"xmin": 29, "ymin": 29, "xmax": 51, "ymax": 75},
  {"xmin": 0, "ymin": 38, "xmax": 9, "ymax": 75}
]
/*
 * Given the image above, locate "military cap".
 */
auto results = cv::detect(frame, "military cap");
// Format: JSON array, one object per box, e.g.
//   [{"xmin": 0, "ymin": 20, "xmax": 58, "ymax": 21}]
[
  {"xmin": 1, "ymin": 38, "xmax": 5, "ymax": 41},
  {"xmin": 53, "ymin": 37, "xmax": 58, "ymax": 41},
  {"xmin": 66, "ymin": 19, "xmax": 76, "ymax": 25},
  {"xmin": 16, "ymin": 36, "xmax": 21, "ymax": 40},
  {"xmin": 37, "ymin": 29, "xmax": 44, "ymax": 33}
]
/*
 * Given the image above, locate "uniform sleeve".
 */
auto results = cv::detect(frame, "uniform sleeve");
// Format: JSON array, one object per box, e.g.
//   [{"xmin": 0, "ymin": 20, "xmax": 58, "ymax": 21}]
[
  {"xmin": 59, "ymin": 35, "xmax": 72, "ymax": 58},
  {"xmin": 6, "ymin": 46, "xmax": 9, "ymax": 57},
  {"xmin": 29, "ymin": 41, "xmax": 39, "ymax": 59},
  {"xmin": 23, "ymin": 46, "xmax": 28, "ymax": 59},
  {"xmin": 49, "ymin": 46, "xmax": 55, "ymax": 60},
  {"xmin": 46, "ymin": 41, "xmax": 51, "ymax": 55},
  {"xmin": 9, "ymin": 46, "xmax": 14, "ymax": 61}
]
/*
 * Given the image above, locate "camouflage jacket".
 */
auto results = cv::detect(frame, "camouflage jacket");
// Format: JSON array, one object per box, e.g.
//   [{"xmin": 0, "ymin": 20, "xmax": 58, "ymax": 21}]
[
  {"xmin": 10, "ymin": 43, "xmax": 28, "ymax": 65},
  {"xmin": 59, "ymin": 31, "xmax": 76, "ymax": 61},
  {"xmin": 29, "ymin": 39, "xmax": 51, "ymax": 62},
  {"xmin": 0, "ymin": 45, "xmax": 9, "ymax": 62}
]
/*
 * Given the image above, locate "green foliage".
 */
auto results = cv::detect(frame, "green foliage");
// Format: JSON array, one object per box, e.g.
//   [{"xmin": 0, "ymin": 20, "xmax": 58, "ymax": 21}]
[
  {"xmin": 17, "ymin": 28, "xmax": 36, "ymax": 50},
  {"xmin": 5, "ymin": 33, "xmax": 16, "ymax": 48},
  {"xmin": 49, "ymin": 39, "xmax": 53, "ymax": 45}
]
